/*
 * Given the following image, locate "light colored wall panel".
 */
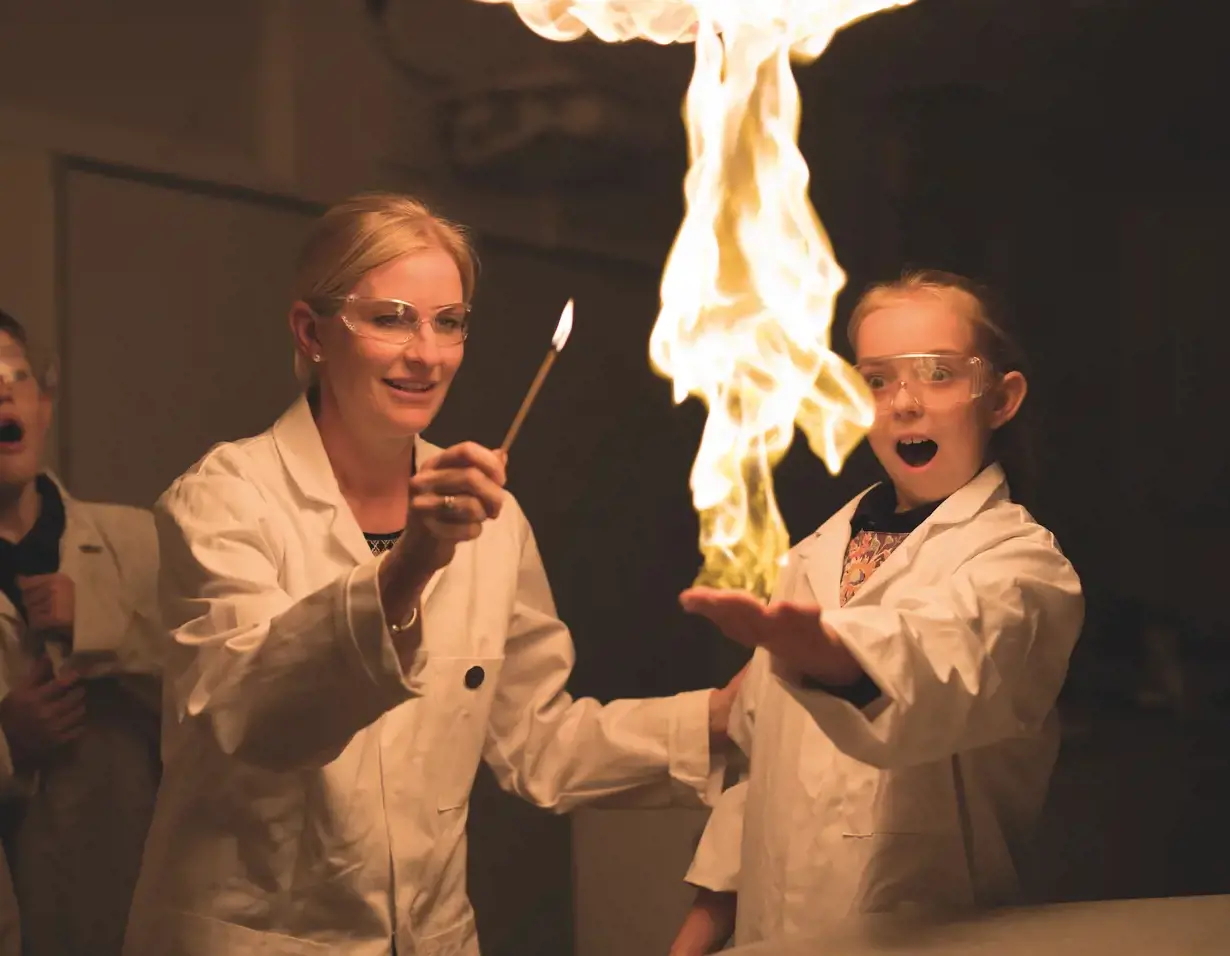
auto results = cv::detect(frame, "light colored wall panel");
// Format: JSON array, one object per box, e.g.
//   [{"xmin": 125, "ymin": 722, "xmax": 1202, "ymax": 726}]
[
  {"xmin": 0, "ymin": 144, "xmax": 60, "ymax": 471},
  {"xmin": 61, "ymin": 167, "xmax": 316, "ymax": 505},
  {"xmin": 573, "ymin": 808, "xmax": 711, "ymax": 956},
  {"xmin": 0, "ymin": 0, "xmax": 261, "ymax": 158}
]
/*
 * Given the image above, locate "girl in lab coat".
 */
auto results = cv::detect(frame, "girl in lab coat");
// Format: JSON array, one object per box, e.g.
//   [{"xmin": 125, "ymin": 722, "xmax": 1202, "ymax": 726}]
[
  {"xmin": 669, "ymin": 271, "xmax": 1085, "ymax": 953},
  {"xmin": 0, "ymin": 309, "xmax": 164, "ymax": 956},
  {"xmin": 123, "ymin": 193, "xmax": 735, "ymax": 956}
]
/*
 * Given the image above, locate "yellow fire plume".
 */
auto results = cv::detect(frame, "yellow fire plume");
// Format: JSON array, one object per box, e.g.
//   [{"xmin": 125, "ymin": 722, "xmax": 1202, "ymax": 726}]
[{"xmin": 476, "ymin": 0, "xmax": 914, "ymax": 598}]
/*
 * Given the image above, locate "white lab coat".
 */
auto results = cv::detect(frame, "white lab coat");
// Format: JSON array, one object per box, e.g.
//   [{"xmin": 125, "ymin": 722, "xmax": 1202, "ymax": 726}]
[
  {"xmin": 686, "ymin": 465, "xmax": 1084, "ymax": 947},
  {"xmin": 0, "ymin": 476, "xmax": 164, "ymax": 956},
  {"xmin": 123, "ymin": 395, "xmax": 715, "ymax": 956},
  {"xmin": 0, "ymin": 863, "xmax": 14, "ymax": 956}
]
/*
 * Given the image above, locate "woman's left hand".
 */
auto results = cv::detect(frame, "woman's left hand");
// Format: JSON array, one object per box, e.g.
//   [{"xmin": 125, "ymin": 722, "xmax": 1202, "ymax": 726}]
[
  {"xmin": 681, "ymin": 587, "xmax": 864, "ymax": 686},
  {"xmin": 392, "ymin": 442, "xmax": 508, "ymax": 592}
]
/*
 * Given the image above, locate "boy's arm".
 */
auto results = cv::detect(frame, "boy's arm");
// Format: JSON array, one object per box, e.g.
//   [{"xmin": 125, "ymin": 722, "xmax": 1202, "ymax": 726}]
[
  {"xmin": 670, "ymin": 888, "xmax": 737, "ymax": 956},
  {"xmin": 672, "ymin": 778, "xmax": 747, "ymax": 954}
]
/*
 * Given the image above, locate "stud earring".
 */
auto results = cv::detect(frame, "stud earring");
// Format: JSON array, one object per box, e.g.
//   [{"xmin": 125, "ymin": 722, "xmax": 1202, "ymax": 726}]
[{"xmin": 312, "ymin": 353, "xmax": 322, "ymax": 363}]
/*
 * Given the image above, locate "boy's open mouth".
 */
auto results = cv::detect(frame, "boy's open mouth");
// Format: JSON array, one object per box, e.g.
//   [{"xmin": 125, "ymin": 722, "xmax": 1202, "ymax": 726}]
[{"xmin": 896, "ymin": 437, "xmax": 937, "ymax": 467}]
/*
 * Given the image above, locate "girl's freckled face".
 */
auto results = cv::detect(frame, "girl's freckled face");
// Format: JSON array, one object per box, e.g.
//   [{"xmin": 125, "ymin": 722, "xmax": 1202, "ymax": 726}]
[{"xmin": 855, "ymin": 297, "xmax": 992, "ymax": 510}]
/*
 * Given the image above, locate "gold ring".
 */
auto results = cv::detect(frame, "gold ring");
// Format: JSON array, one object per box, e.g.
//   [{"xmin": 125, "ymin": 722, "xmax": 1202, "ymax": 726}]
[{"xmin": 442, "ymin": 495, "xmax": 456, "ymax": 511}]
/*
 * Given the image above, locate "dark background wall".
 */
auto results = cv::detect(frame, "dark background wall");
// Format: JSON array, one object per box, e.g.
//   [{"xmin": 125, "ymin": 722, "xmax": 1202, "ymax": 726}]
[
  {"xmin": 442, "ymin": 2, "xmax": 1230, "ymax": 947},
  {"xmin": 4, "ymin": 1, "xmax": 1229, "ymax": 955}
]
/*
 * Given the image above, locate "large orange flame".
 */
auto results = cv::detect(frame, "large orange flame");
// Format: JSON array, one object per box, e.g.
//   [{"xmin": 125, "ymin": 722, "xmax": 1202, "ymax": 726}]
[{"xmin": 477, "ymin": 0, "xmax": 914, "ymax": 598}]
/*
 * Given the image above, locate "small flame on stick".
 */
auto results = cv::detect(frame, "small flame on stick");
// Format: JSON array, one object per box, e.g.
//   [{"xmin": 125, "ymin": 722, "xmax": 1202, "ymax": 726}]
[{"xmin": 500, "ymin": 298, "xmax": 574, "ymax": 454}]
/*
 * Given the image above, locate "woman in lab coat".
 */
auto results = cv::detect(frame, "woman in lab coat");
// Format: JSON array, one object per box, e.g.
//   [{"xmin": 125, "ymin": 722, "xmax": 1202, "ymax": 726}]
[
  {"xmin": 0, "ymin": 309, "xmax": 163, "ymax": 956},
  {"xmin": 122, "ymin": 193, "xmax": 733, "ymax": 956},
  {"xmin": 669, "ymin": 271, "xmax": 1085, "ymax": 953}
]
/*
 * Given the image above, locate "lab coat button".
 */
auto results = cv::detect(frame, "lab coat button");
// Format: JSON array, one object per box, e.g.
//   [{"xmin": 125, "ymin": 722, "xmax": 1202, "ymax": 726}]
[{"xmin": 464, "ymin": 665, "xmax": 485, "ymax": 689}]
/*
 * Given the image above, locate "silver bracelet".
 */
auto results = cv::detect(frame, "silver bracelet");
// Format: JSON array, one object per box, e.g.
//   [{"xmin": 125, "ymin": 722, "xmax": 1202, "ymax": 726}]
[{"xmin": 389, "ymin": 605, "xmax": 419, "ymax": 634}]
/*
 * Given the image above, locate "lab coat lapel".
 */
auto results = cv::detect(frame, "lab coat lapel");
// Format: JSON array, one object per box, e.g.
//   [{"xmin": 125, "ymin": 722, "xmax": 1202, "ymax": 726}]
[
  {"xmin": 271, "ymin": 396, "xmax": 447, "ymax": 605},
  {"xmin": 55, "ymin": 476, "xmax": 104, "ymax": 603},
  {"xmin": 408, "ymin": 435, "xmax": 449, "ymax": 608},
  {"xmin": 52, "ymin": 475, "xmax": 131, "ymax": 662},
  {"xmin": 837, "ymin": 464, "xmax": 1010, "ymax": 609},
  {"xmin": 797, "ymin": 493, "xmax": 866, "ymax": 611},
  {"xmin": 0, "ymin": 590, "xmax": 20, "ymax": 643},
  {"xmin": 0, "ymin": 590, "xmax": 30, "ymax": 687}
]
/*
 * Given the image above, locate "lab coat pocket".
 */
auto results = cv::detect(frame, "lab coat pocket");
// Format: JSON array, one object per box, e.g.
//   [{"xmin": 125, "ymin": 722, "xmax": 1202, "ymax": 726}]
[
  {"xmin": 65, "ymin": 562, "xmax": 133, "ymax": 661},
  {"xmin": 836, "ymin": 758, "xmax": 974, "ymax": 911},
  {"xmin": 839, "ymin": 757, "xmax": 950, "ymax": 838},
  {"xmin": 427, "ymin": 656, "xmax": 504, "ymax": 812},
  {"xmin": 415, "ymin": 912, "xmax": 478, "ymax": 956},
  {"xmin": 836, "ymin": 830, "xmax": 973, "ymax": 914}
]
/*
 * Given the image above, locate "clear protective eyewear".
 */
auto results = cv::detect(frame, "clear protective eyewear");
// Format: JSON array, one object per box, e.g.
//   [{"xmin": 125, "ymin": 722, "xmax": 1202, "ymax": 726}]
[
  {"xmin": 0, "ymin": 349, "xmax": 51, "ymax": 393},
  {"xmin": 313, "ymin": 295, "xmax": 470, "ymax": 347},
  {"xmin": 855, "ymin": 352, "xmax": 988, "ymax": 412},
  {"xmin": 0, "ymin": 364, "xmax": 36, "ymax": 391}
]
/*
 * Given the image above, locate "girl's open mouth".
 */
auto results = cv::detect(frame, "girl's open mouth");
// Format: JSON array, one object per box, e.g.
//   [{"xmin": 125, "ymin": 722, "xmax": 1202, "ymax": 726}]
[
  {"xmin": 0, "ymin": 419, "xmax": 24, "ymax": 445},
  {"xmin": 896, "ymin": 438, "xmax": 937, "ymax": 468}
]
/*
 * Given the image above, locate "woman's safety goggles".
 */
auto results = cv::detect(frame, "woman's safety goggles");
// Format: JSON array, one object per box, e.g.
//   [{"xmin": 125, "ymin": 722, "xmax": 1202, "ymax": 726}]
[
  {"xmin": 312, "ymin": 295, "xmax": 471, "ymax": 348},
  {"xmin": 854, "ymin": 352, "xmax": 989, "ymax": 412}
]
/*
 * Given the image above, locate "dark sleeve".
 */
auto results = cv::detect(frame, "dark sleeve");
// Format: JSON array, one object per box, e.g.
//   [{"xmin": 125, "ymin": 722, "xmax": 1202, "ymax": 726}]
[{"xmin": 800, "ymin": 672, "xmax": 883, "ymax": 709}]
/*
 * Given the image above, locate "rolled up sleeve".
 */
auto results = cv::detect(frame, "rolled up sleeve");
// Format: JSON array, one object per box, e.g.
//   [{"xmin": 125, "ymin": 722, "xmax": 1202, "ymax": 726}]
[
  {"xmin": 781, "ymin": 532, "xmax": 1083, "ymax": 769},
  {"xmin": 157, "ymin": 463, "xmax": 426, "ymax": 773}
]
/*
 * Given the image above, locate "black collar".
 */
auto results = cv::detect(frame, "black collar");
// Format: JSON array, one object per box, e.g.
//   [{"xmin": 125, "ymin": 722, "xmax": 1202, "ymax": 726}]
[
  {"xmin": 0, "ymin": 475, "xmax": 68, "ymax": 619},
  {"xmin": 850, "ymin": 481, "xmax": 945, "ymax": 536}
]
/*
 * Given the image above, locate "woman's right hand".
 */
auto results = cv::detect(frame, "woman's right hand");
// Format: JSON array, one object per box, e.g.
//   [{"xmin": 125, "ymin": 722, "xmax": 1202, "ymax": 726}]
[{"xmin": 387, "ymin": 441, "xmax": 507, "ymax": 595}]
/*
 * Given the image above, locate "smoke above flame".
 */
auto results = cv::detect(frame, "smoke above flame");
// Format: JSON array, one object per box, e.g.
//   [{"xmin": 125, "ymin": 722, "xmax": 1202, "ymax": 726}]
[{"xmin": 477, "ymin": 0, "xmax": 914, "ymax": 598}]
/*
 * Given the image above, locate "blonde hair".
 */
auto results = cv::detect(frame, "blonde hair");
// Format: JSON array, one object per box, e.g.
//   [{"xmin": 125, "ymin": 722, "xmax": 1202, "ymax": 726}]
[
  {"xmin": 848, "ymin": 270, "xmax": 1017, "ymax": 363},
  {"xmin": 291, "ymin": 192, "xmax": 477, "ymax": 384},
  {"xmin": 847, "ymin": 269, "xmax": 1037, "ymax": 503}
]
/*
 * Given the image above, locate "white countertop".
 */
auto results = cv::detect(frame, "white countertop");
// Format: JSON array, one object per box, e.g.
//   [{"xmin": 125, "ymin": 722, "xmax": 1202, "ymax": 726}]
[{"xmin": 726, "ymin": 895, "xmax": 1230, "ymax": 956}]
